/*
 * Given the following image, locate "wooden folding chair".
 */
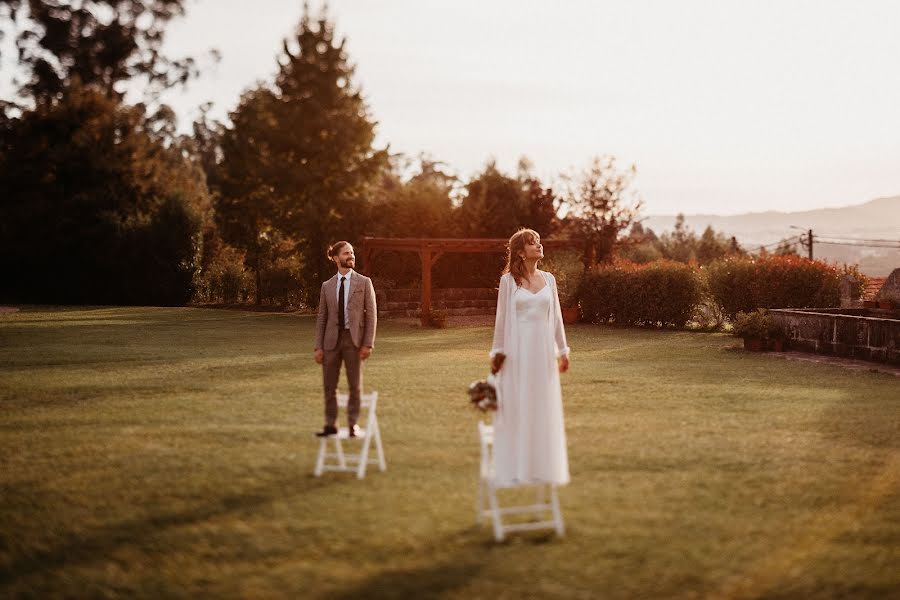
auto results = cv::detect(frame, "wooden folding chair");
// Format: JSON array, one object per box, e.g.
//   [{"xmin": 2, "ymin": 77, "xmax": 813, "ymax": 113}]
[
  {"xmin": 477, "ymin": 420, "xmax": 564, "ymax": 542},
  {"xmin": 313, "ymin": 391, "xmax": 386, "ymax": 479}
]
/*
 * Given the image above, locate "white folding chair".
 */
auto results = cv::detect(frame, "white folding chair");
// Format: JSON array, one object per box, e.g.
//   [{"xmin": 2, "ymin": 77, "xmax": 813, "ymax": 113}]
[
  {"xmin": 313, "ymin": 391, "xmax": 386, "ymax": 479},
  {"xmin": 477, "ymin": 420, "xmax": 564, "ymax": 542}
]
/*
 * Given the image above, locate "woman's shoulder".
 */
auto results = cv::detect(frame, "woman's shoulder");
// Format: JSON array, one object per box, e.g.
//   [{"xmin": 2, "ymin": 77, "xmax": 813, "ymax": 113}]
[{"xmin": 537, "ymin": 269, "xmax": 556, "ymax": 282}]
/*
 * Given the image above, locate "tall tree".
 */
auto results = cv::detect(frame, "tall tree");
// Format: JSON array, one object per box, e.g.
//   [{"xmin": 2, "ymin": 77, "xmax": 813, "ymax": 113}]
[
  {"xmin": 272, "ymin": 6, "xmax": 386, "ymax": 300},
  {"xmin": 216, "ymin": 87, "xmax": 282, "ymax": 302},
  {"xmin": 517, "ymin": 157, "xmax": 561, "ymax": 237},
  {"xmin": 368, "ymin": 155, "xmax": 456, "ymax": 238},
  {"xmin": 217, "ymin": 5, "xmax": 386, "ymax": 303},
  {"xmin": 618, "ymin": 222, "xmax": 663, "ymax": 263},
  {"xmin": 457, "ymin": 160, "xmax": 523, "ymax": 238},
  {"xmin": 773, "ymin": 237, "xmax": 800, "ymax": 257},
  {"xmin": 563, "ymin": 155, "xmax": 642, "ymax": 265},
  {"xmin": 365, "ymin": 155, "xmax": 458, "ymax": 286},
  {"xmin": 0, "ymin": 83, "xmax": 205, "ymax": 303},
  {"xmin": 455, "ymin": 157, "xmax": 560, "ymax": 239},
  {"xmin": 659, "ymin": 214, "xmax": 697, "ymax": 263},
  {"xmin": 696, "ymin": 225, "xmax": 730, "ymax": 264},
  {"xmin": 0, "ymin": 0, "xmax": 204, "ymax": 102}
]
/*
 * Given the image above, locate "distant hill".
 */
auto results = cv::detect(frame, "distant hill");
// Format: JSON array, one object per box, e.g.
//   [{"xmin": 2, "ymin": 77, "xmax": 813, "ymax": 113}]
[{"xmin": 641, "ymin": 196, "xmax": 900, "ymax": 276}]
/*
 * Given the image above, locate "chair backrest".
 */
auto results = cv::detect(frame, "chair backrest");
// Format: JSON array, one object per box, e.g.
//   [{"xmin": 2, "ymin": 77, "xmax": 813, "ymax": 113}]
[
  {"xmin": 336, "ymin": 391, "xmax": 379, "ymax": 429},
  {"xmin": 335, "ymin": 391, "xmax": 378, "ymax": 410}
]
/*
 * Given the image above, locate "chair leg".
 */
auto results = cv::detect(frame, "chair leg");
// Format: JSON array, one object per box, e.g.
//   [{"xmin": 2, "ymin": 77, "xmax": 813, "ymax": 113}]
[
  {"xmin": 550, "ymin": 484, "xmax": 565, "ymax": 537},
  {"xmin": 476, "ymin": 477, "xmax": 484, "ymax": 524},
  {"xmin": 334, "ymin": 437, "xmax": 346, "ymax": 469},
  {"xmin": 487, "ymin": 483, "xmax": 505, "ymax": 542},
  {"xmin": 356, "ymin": 430, "xmax": 372, "ymax": 480},
  {"xmin": 373, "ymin": 420, "xmax": 386, "ymax": 471},
  {"xmin": 314, "ymin": 438, "xmax": 326, "ymax": 476}
]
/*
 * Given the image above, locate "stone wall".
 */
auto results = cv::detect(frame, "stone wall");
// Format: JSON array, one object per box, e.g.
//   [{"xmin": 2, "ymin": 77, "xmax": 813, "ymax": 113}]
[
  {"xmin": 771, "ymin": 308, "xmax": 900, "ymax": 365},
  {"xmin": 378, "ymin": 288, "xmax": 497, "ymax": 318}
]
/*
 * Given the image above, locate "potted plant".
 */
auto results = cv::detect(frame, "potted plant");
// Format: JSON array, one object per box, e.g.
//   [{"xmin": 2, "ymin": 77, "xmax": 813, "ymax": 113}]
[
  {"xmin": 732, "ymin": 309, "xmax": 774, "ymax": 352},
  {"xmin": 427, "ymin": 308, "xmax": 448, "ymax": 329},
  {"xmin": 767, "ymin": 319, "xmax": 786, "ymax": 352}
]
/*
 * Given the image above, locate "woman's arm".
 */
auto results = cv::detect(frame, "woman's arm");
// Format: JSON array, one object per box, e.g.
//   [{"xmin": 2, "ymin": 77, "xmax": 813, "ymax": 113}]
[
  {"xmin": 550, "ymin": 273, "xmax": 570, "ymax": 358},
  {"xmin": 490, "ymin": 274, "xmax": 509, "ymax": 367}
]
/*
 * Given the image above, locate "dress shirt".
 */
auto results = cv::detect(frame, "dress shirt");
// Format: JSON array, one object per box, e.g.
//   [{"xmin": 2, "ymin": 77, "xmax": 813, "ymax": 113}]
[{"xmin": 336, "ymin": 270, "xmax": 353, "ymax": 329}]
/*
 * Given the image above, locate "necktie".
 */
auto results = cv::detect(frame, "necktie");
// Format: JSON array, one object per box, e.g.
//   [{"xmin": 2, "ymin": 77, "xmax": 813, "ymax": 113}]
[{"xmin": 337, "ymin": 276, "xmax": 345, "ymax": 330}]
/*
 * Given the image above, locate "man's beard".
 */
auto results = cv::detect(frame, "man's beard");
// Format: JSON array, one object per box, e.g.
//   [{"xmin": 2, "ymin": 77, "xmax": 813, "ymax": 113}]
[{"xmin": 340, "ymin": 259, "xmax": 354, "ymax": 269}]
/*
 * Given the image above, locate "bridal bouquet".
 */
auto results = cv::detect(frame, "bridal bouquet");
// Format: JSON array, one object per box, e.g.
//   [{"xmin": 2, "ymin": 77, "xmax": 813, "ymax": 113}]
[{"xmin": 468, "ymin": 374, "xmax": 498, "ymax": 412}]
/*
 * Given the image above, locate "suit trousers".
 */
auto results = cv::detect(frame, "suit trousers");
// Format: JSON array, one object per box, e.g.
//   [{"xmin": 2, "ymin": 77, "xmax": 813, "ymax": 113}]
[{"xmin": 322, "ymin": 328, "xmax": 362, "ymax": 427}]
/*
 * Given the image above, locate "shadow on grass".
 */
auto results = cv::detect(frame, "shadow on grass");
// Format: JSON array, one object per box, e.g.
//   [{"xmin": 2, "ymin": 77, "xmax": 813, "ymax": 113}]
[
  {"xmin": 0, "ymin": 474, "xmax": 340, "ymax": 587},
  {"xmin": 817, "ymin": 394, "xmax": 900, "ymax": 450},
  {"xmin": 330, "ymin": 561, "xmax": 484, "ymax": 600},
  {"xmin": 757, "ymin": 582, "xmax": 900, "ymax": 600},
  {"xmin": 327, "ymin": 524, "xmax": 565, "ymax": 599}
]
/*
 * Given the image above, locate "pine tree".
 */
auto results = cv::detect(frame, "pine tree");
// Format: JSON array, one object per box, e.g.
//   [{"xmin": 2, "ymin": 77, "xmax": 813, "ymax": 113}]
[
  {"xmin": 697, "ymin": 225, "xmax": 729, "ymax": 265},
  {"xmin": 217, "ymin": 4, "xmax": 386, "ymax": 303}
]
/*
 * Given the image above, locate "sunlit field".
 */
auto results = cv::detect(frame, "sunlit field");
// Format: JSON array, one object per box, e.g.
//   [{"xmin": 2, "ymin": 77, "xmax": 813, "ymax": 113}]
[{"xmin": 1, "ymin": 307, "xmax": 898, "ymax": 599}]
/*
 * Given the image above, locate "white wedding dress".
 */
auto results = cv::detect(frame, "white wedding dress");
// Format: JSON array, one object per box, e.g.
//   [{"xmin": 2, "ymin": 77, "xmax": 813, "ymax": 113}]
[{"xmin": 490, "ymin": 270, "xmax": 570, "ymax": 488}]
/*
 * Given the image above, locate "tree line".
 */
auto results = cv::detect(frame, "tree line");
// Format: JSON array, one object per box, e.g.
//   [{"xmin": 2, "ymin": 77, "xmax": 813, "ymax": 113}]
[{"xmin": 0, "ymin": 2, "xmax": 755, "ymax": 307}]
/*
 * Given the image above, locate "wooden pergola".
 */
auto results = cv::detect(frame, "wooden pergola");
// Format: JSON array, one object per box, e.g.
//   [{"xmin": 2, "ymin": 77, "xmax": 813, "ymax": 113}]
[{"xmin": 360, "ymin": 237, "xmax": 574, "ymax": 325}]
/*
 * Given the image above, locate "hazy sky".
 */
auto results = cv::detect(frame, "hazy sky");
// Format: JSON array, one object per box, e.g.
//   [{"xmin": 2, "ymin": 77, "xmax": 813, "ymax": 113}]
[{"xmin": 6, "ymin": 1, "xmax": 900, "ymax": 216}]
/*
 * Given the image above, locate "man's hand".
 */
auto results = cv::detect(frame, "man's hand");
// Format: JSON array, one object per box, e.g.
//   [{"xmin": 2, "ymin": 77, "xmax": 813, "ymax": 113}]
[
  {"xmin": 359, "ymin": 346, "xmax": 373, "ymax": 360},
  {"xmin": 490, "ymin": 353, "xmax": 506, "ymax": 374},
  {"xmin": 558, "ymin": 354, "xmax": 570, "ymax": 373},
  {"xmin": 314, "ymin": 349, "xmax": 324, "ymax": 364}
]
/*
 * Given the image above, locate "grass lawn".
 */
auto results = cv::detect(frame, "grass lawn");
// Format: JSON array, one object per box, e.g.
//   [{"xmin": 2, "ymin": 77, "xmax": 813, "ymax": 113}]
[{"xmin": 1, "ymin": 307, "xmax": 898, "ymax": 599}]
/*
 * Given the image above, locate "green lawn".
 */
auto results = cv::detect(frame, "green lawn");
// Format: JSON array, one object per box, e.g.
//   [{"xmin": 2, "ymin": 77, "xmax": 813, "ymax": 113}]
[{"xmin": 1, "ymin": 307, "xmax": 898, "ymax": 599}]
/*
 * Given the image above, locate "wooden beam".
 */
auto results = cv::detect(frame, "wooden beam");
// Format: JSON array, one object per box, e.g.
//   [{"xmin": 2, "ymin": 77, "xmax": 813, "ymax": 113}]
[
  {"xmin": 362, "ymin": 237, "xmax": 573, "ymax": 254},
  {"xmin": 359, "ymin": 237, "xmax": 577, "ymax": 326},
  {"xmin": 420, "ymin": 247, "xmax": 432, "ymax": 326}
]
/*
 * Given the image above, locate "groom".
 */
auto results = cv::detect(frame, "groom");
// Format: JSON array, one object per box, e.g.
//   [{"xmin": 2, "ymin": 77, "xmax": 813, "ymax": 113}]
[{"xmin": 314, "ymin": 241, "xmax": 377, "ymax": 437}]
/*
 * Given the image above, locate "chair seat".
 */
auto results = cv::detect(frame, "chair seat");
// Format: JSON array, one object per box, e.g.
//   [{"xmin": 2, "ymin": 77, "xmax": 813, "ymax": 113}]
[
  {"xmin": 336, "ymin": 427, "xmax": 365, "ymax": 440},
  {"xmin": 311, "ymin": 428, "xmax": 366, "ymax": 440}
]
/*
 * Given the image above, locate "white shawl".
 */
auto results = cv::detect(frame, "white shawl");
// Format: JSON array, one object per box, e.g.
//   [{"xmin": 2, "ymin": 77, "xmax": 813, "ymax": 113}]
[{"xmin": 489, "ymin": 271, "xmax": 570, "ymax": 420}]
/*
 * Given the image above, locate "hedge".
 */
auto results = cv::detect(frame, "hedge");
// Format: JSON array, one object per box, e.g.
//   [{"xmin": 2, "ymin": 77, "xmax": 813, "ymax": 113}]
[
  {"xmin": 578, "ymin": 260, "xmax": 703, "ymax": 328},
  {"xmin": 705, "ymin": 255, "xmax": 863, "ymax": 319}
]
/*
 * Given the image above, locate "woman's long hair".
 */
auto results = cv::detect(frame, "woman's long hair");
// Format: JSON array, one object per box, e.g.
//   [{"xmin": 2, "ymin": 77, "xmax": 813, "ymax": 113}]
[{"xmin": 503, "ymin": 228, "xmax": 540, "ymax": 287}]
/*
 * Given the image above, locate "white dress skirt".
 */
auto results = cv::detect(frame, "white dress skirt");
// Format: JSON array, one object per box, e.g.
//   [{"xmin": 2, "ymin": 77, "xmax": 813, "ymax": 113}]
[{"xmin": 491, "ymin": 272, "xmax": 570, "ymax": 488}]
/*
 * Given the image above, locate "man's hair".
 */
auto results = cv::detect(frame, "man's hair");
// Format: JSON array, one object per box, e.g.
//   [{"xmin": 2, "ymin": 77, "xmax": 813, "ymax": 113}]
[{"xmin": 327, "ymin": 241, "xmax": 352, "ymax": 259}]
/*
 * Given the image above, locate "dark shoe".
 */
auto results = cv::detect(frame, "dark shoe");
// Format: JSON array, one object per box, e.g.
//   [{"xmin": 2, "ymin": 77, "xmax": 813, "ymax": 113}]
[
  {"xmin": 348, "ymin": 424, "xmax": 361, "ymax": 438},
  {"xmin": 315, "ymin": 425, "xmax": 338, "ymax": 437}
]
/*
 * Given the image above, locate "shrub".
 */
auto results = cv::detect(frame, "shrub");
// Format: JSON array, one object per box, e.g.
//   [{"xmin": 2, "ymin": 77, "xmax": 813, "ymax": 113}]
[
  {"xmin": 0, "ymin": 85, "xmax": 208, "ymax": 305},
  {"xmin": 193, "ymin": 245, "xmax": 254, "ymax": 304},
  {"xmin": 707, "ymin": 255, "xmax": 857, "ymax": 319},
  {"xmin": 540, "ymin": 250, "xmax": 584, "ymax": 307},
  {"xmin": 691, "ymin": 270, "xmax": 727, "ymax": 331},
  {"xmin": 118, "ymin": 193, "xmax": 203, "ymax": 306},
  {"xmin": 258, "ymin": 253, "xmax": 304, "ymax": 307},
  {"xmin": 732, "ymin": 309, "xmax": 783, "ymax": 340},
  {"xmin": 578, "ymin": 259, "xmax": 703, "ymax": 328}
]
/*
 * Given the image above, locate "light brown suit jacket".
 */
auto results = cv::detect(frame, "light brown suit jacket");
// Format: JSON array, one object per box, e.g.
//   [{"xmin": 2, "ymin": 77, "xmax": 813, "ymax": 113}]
[{"xmin": 314, "ymin": 271, "xmax": 377, "ymax": 351}]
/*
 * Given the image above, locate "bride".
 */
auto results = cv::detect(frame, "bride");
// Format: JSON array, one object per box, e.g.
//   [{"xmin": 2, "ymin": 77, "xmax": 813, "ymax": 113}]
[{"xmin": 490, "ymin": 228, "xmax": 570, "ymax": 487}]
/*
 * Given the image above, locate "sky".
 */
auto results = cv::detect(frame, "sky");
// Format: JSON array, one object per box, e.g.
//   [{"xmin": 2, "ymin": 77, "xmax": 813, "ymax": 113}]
[{"xmin": 5, "ymin": 0, "xmax": 900, "ymax": 216}]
